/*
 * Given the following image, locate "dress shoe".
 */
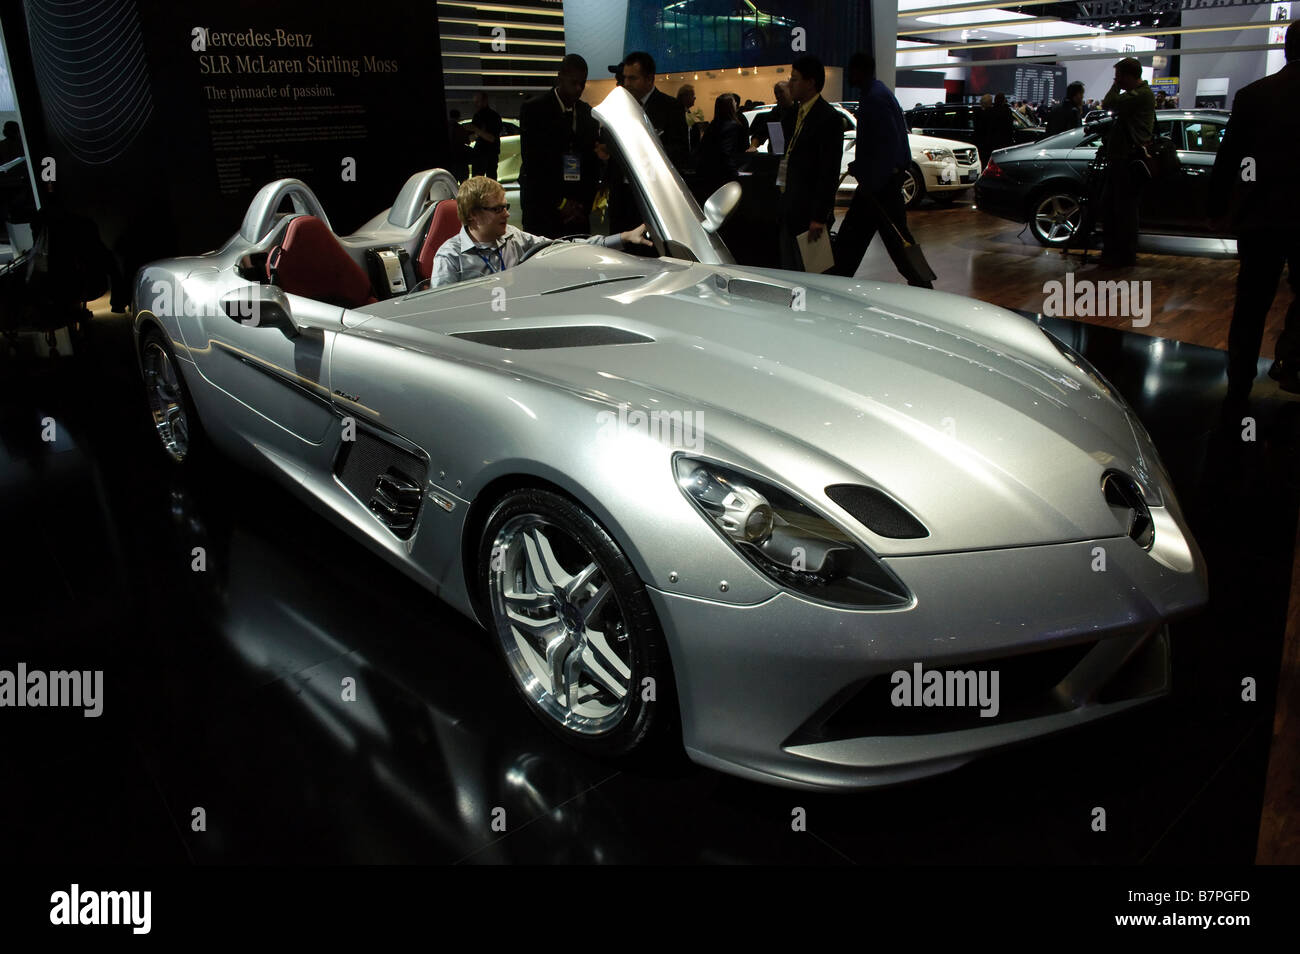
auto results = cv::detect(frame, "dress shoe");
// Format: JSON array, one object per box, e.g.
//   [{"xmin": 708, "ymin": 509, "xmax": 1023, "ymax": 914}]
[
  {"xmin": 1269, "ymin": 359, "xmax": 1300, "ymax": 393},
  {"xmin": 1268, "ymin": 358, "xmax": 1296, "ymax": 381}
]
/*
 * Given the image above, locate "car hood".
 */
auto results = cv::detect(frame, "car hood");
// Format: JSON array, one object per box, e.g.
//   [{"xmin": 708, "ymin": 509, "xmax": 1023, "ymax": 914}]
[
  {"xmin": 908, "ymin": 133, "xmax": 973, "ymax": 153},
  {"xmin": 361, "ymin": 246, "xmax": 1162, "ymax": 555}
]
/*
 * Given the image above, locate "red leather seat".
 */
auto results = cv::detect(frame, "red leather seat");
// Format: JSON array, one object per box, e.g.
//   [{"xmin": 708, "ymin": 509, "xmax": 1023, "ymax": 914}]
[
  {"xmin": 417, "ymin": 199, "xmax": 463, "ymax": 282},
  {"xmin": 267, "ymin": 215, "xmax": 376, "ymax": 307}
]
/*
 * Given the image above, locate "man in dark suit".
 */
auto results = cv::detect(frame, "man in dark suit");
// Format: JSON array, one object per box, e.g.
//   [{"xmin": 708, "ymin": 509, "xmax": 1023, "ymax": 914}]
[
  {"xmin": 749, "ymin": 81, "xmax": 793, "ymax": 149},
  {"xmin": 832, "ymin": 53, "xmax": 931, "ymax": 287},
  {"xmin": 1209, "ymin": 21, "xmax": 1300, "ymax": 395},
  {"xmin": 519, "ymin": 54, "xmax": 601, "ymax": 238},
  {"xmin": 1046, "ymin": 82, "xmax": 1085, "ymax": 136},
  {"xmin": 621, "ymin": 51, "xmax": 690, "ymax": 171},
  {"xmin": 775, "ymin": 54, "xmax": 843, "ymax": 271},
  {"xmin": 468, "ymin": 91, "xmax": 503, "ymax": 181}
]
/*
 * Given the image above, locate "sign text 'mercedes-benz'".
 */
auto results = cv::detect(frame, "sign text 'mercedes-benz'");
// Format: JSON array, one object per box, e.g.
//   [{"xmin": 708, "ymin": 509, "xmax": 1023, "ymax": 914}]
[{"xmin": 1078, "ymin": 0, "xmax": 1278, "ymax": 19}]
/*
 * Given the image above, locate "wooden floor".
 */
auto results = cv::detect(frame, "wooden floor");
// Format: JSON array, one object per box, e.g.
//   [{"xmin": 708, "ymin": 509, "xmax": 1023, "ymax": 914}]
[{"xmin": 845, "ymin": 201, "xmax": 1292, "ymax": 359}]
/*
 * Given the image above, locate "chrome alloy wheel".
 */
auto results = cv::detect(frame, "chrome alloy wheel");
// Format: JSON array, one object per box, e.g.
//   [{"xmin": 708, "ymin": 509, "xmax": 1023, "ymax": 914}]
[
  {"xmin": 901, "ymin": 168, "xmax": 919, "ymax": 206},
  {"xmin": 142, "ymin": 340, "xmax": 190, "ymax": 462},
  {"xmin": 1034, "ymin": 193, "xmax": 1082, "ymax": 244},
  {"xmin": 488, "ymin": 515, "xmax": 633, "ymax": 734}
]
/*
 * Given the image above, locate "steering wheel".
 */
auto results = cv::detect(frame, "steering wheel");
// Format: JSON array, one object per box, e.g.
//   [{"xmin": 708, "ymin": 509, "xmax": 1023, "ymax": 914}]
[{"xmin": 517, "ymin": 239, "xmax": 562, "ymax": 265}]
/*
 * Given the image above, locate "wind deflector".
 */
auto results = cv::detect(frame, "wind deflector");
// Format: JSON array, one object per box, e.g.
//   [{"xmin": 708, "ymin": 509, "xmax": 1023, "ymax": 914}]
[{"xmin": 592, "ymin": 87, "xmax": 734, "ymax": 267}]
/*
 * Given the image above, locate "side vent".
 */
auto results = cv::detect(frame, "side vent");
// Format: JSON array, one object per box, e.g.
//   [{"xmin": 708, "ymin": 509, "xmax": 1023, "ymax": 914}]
[
  {"xmin": 825, "ymin": 484, "xmax": 929, "ymax": 539},
  {"xmin": 369, "ymin": 468, "xmax": 422, "ymax": 536},
  {"xmin": 335, "ymin": 429, "xmax": 428, "ymax": 539}
]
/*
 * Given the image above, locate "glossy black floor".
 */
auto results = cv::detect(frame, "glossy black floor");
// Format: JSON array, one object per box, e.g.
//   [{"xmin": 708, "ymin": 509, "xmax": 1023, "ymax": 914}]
[{"xmin": 1, "ymin": 311, "xmax": 1296, "ymax": 864}]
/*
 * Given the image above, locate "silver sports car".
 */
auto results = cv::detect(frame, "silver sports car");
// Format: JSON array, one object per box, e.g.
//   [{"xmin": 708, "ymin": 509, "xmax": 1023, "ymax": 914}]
[{"xmin": 133, "ymin": 88, "xmax": 1207, "ymax": 790}]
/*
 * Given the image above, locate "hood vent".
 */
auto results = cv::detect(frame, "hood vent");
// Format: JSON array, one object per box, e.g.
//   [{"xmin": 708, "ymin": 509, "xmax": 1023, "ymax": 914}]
[
  {"xmin": 825, "ymin": 484, "xmax": 929, "ymax": 539},
  {"xmin": 722, "ymin": 277, "xmax": 797, "ymax": 308},
  {"xmin": 449, "ymin": 326, "xmax": 654, "ymax": 349}
]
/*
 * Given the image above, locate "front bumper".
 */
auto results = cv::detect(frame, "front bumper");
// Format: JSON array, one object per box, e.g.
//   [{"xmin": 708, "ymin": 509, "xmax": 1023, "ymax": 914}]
[
  {"xmin": 922, "ymin": 159, "xmax": 980, "ymax": 193},
  {"xmin": 651, "ymin": 523, "xmax": 1206, "ymax": 791}
]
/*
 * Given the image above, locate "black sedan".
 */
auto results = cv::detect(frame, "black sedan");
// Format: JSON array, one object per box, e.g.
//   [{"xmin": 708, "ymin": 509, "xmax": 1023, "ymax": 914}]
[
  {"xmin": 905, "ymin": 102, "xmax": 1046, "ymax": 148},
  {"xmin": 974, "ymin": 109, "xmax": 1233, "ymax": 248}
]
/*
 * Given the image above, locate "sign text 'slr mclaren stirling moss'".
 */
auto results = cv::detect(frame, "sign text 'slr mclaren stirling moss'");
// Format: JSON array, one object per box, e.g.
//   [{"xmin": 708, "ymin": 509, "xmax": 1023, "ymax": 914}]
[{"xmin": 4, "ymin": 0, "xmax": 448, "ymax": 277}]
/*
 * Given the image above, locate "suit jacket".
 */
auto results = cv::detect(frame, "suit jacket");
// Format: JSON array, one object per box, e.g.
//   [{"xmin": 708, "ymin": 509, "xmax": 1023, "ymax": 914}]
[
  {"xmin": 749, "ymin": 104, "xmax": 792, "ymax": 148},
  {"xmin": 779, "ymin": 95, "xmax": 844, "ymax": 229},
  {"xmin": 641, "ymin": 87, "xmax": 690, "ymax": 170},
  {"xmin": 986, "ymin": 103, "xmax": 1016, "ymax": 154},
  {"xmin": 519, "ymin": 88, "xmax": 600, "ymax": 236},
  {"xmin": 1045, "ymin": 101, "xmax": 1081, "ymax": 137},
  {"xmin": 852, "ymin": 80, "xmax": 910, "ymax": 194},
  {"xmin": 1208, "ymin": 63, "xmax": 1300, "ymax": 235}
]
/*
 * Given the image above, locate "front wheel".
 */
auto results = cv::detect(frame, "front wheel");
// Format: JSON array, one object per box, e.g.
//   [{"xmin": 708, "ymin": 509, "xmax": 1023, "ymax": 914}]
[
  {"xmin": 479, "ymin": 488, "xmax": 677, "ymax": 758},
  {"xmin": 901, "ymin": 165, "xmax": 925, "ymax": 208},
  {"xmin": 1030, "ymin": 190, "xmax": 1084, "ymax": 246}
]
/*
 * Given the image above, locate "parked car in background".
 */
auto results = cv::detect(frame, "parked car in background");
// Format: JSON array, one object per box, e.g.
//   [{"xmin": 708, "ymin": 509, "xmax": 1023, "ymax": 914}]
[
  {"xmin": 905, "ymin": 102, "xmax": 1047, "ymax": 148},
  {"xmin": 743, "ymin": 102, "xmax": 980, "ymax": 208},
  {"xmin": 974, "ymin": 109, "xmax": 1234, "ymax": 250}
]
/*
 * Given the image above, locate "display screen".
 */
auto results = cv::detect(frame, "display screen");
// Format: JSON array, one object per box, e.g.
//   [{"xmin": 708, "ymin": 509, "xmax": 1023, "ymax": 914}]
[{"xmin": 624, "ymin": 0, "xmax": 866, "ymax": 73}]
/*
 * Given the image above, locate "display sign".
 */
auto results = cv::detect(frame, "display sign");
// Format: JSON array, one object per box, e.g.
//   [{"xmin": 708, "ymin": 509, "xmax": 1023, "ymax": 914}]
[
  {"xmin": 968, "ymin": 63, "xmax": 1067, "ymax": 102},
  {"xmin": 3, "ymin": 0, "xmax": 449, "ymax": 270},
  {"xmin": 1078, "ymin": 0, "xmax": 1279, "ymax": 19}
]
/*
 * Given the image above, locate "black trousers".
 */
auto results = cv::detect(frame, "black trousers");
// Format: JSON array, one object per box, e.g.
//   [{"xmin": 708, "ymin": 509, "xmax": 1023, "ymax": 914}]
[
  {"xmin": 472, "ymin": 157, "xmax": 499, "ymax": 181},
  {"xmin": 831, "ymin": 174, "xmax": 932, "ymax": 287},
  {"xmin": 1099, "ymin": 159, "xmax": 1141, "ymax": 262},
  {"xmin": 1227, "ymin": 230, "xmax": 1300, "ymax": 390}
]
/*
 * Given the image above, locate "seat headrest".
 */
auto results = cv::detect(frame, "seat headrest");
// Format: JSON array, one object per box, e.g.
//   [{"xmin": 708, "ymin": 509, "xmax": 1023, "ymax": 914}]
[
  {"xmin": 417, "ymin": 200, "xmax": 464, "ymax": 282},
  {"xmin": 268, "ymin": 215, "xmax": 375, "ymax": 308}
]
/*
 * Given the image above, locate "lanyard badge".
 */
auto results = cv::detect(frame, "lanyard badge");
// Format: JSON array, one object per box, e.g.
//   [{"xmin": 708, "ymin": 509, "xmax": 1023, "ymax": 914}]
[{"xmin": 475, "ymin": 246, "xmax": 506, "ymax": 273}]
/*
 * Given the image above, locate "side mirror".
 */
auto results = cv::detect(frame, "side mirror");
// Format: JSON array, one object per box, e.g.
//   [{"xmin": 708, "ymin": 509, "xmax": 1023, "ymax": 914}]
[
  {"xmin": 702, "ymin": 181, "xmax": 742, "ymax": 234},
  {"xmin": 222, "ymin": 286, "xmax": 298, "ymax": 337}
]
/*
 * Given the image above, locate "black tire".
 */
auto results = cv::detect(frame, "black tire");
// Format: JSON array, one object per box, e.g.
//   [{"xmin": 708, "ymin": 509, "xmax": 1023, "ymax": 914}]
[
  {"xmin": 902, "ymin": 164, "xmax": 925, "ymax": 208},
  {"xmin": 1029, "ymin": 187, "xmax": 1084, "ymax": 247},
  {"xmin": 140, "ymin": 326, "xmax": 206, "ymax": 465},
  {"xmin": 478, "ymin": 487, "xmax": 678, "ymax": 760}
]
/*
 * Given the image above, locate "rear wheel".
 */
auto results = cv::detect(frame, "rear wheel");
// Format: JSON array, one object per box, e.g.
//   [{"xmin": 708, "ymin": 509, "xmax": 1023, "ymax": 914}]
[
  {"xmin": 140, "ymin": 328, "xmax": 204, "ymax": 464},
  {"xmin": 1030, "ymin": 189, "xmax": 1084, "ymax": 246},
  {"xmin": 479, "ymin": 488, "xmax": 676, "ymax": 759}
]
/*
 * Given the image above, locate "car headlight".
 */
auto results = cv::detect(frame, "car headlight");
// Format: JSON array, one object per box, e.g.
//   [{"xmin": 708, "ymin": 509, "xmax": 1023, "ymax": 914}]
[
  {"xmin": 674, "ymin": 456, "xmax": 911, "ymax": 608},
  {"xmin": 921, "ymin": 148, "xmax": 954, "ymax": 162}
]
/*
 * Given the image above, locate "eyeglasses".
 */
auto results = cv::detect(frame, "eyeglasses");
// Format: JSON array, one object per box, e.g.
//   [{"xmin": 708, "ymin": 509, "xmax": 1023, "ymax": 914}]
[{"xmin": 479, "ymin": 203, "xmax": 509, "ymax": 214}]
